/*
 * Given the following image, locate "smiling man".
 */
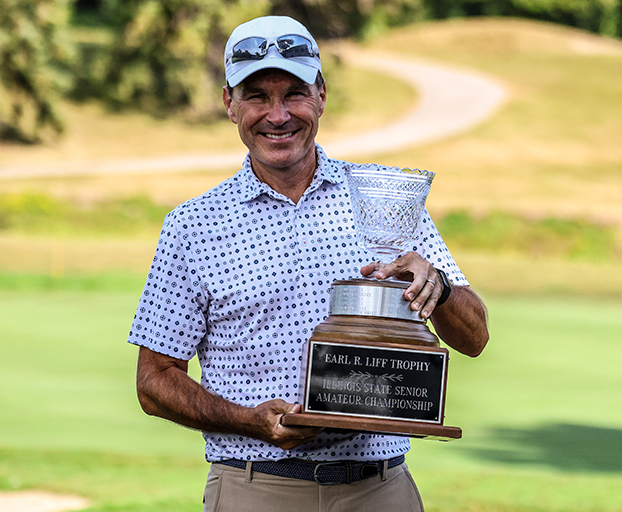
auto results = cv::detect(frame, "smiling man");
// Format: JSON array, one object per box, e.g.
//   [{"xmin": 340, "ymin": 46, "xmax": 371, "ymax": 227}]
[
  {"xmin": 222, "ymin": 67, "xmax": 326, "ymax": 203},
  {"xmin": 128, "ymin": 15, "xmax": 489, "ymax": 512}
]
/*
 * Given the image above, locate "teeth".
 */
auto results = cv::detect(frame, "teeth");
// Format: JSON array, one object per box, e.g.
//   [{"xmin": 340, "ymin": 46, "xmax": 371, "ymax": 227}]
[{"xmin": 265, "ymin": 132, "xmax": 293, "ymax": 139}]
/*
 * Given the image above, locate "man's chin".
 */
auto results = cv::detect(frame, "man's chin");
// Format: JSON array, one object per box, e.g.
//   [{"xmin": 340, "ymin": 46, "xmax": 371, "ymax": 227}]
[{"xmin": 253, "ymin": 148, "xmax": 308, "ymax": 170}]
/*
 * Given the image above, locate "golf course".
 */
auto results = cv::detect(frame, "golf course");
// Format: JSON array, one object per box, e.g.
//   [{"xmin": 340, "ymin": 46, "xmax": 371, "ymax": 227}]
[{"xmin": 1, "ymin": 17, "xmax": 621, "ymax": 512}]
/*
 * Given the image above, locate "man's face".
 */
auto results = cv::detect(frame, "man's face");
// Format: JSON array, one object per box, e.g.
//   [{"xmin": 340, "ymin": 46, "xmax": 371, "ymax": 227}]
[{"xmin": 223, "ymin": 69, "xmax": 326, "ymax": 176}]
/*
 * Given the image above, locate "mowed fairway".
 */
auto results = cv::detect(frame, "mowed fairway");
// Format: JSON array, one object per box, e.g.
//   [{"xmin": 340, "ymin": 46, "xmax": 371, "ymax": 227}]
[{"xmin": 1, "ymin": 290, "xmax": 621, "ymax": 511}]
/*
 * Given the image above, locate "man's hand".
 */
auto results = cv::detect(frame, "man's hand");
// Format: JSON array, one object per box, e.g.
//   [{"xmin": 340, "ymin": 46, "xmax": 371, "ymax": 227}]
[
  {"xmin": 250, "ymin": 401, "xmax": 323, "ymax": 450},
  {"xmin": 361, "ymin": 252, "xmax": 441, "ymax": 319},
  {"xmin": 360, "ymin": 252, "xmax": 489, "ymax": 357}
]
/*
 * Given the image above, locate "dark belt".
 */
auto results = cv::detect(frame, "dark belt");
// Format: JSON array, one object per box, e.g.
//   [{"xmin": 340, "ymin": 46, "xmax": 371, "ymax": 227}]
[{"xmin": 217, "ymin": 455, "xmax": 405, "ymax": 485}]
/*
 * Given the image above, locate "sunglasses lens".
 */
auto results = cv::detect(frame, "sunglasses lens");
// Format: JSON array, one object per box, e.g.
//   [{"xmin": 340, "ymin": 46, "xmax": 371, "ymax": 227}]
[
  {"xmin": 276, "ymin": 35, "xmax": 316, "ymax": 58},
  {"xmin": 231, "ymin": 35, "xmax": 316, "ymax": 64},
  {"xmin": 231, "ymin": 37, "xmax": 268, "ymax": 63}
]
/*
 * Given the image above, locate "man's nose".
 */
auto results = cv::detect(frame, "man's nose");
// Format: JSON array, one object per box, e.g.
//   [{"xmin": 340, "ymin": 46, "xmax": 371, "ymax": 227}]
[{"xmin": 265, "ymin": 99, "xmax": 291, "ymax": 125}]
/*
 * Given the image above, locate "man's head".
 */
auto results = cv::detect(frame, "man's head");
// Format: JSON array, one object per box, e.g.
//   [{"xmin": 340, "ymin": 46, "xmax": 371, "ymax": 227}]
[
  {"xmin": 224, "ymin": 16, "xmax": 322, "ymax": 88},
  {"xmin": 222, "ymin": 17, "xmax": 326, "ymax": 189}
]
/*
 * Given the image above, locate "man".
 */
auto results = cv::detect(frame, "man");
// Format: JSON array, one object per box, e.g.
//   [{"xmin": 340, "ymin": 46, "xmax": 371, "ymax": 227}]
[{"xmin": 128, "ymin": 15, "xmax": 489, "ymax": 512}]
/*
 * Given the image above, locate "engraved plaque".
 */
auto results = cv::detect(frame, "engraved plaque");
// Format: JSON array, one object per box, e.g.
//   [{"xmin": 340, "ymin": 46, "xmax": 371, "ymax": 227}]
[{"xmin": 304, "ymin": 341, "xmax": 446, "ymax": 424}]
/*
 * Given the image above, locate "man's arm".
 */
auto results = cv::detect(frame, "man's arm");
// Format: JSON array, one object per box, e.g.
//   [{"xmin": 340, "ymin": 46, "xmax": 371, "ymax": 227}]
[
  {"xmin": 136, "ymin": 346, "xmax": 322, "ymax": 450},
  {"xmin": 428, "ymin": 285, "xmax": 488, "ymax": 356},
  {"xmin": 361, "ymin": 252, "xmax": 489, "ymax": 357}
]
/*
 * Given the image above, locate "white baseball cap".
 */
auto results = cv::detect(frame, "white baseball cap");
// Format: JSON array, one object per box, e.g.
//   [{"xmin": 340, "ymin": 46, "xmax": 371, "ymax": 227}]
[{"xmin": 224, "ymin": 16, "xmax": 322, "ymax": 87}]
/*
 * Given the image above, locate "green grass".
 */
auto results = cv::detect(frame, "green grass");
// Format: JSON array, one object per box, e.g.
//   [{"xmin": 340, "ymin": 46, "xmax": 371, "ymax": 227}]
[
  {"xmin": 0, "ymin": 448, "xmax": 207, "ymax": 511},
  {"xmin": 0, "ymin": 290, "xmax": 202, "ymax": 457},
  {"xmin": 0, "ymin": 193, "xmax": 170, "ymax": 235},
  {"xmin": 439, "ymin": 210, "xmax": 618, "ymax": 262},
  {"xmin": 1, "ymin": 290, "xmax": 621, "ymax": 510},
  {"xmin": 0, "ymin": 193, "xmax": 618, "ymax": 261}
]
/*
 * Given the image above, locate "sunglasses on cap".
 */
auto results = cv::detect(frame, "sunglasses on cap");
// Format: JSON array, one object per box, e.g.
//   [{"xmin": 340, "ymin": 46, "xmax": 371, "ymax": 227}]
[{"xmin": 231, "ymin": 34, "xmax": 318, "ymax": 64}]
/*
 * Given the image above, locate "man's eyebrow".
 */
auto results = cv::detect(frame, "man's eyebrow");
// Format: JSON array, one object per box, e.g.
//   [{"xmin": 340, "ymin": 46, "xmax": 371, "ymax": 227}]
[
  {"xmin": 239, "ymin": 82, "xmax": 312, "ymax": 98},
  {"xmin": 239, "ymin": 86, "xmax": 265, "ymax": 97}
]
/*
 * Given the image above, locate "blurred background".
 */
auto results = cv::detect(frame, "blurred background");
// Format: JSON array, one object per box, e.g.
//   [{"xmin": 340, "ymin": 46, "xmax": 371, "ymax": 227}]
[{"xmin": 1, "ymin": 1, "xmax": 621, "ymax": 511}]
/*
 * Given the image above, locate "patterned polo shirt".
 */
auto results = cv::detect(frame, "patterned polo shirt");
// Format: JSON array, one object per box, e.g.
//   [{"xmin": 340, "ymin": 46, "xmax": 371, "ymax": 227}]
[{"xmin": 127, "ymin": 144, "xmax": 468, "ymax": 462}]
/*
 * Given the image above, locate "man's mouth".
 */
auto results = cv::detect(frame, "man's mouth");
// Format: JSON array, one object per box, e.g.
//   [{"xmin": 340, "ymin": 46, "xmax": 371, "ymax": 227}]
[{"xmin": 264, "ymin": 131, "xmax": 295, "ymax": 140}]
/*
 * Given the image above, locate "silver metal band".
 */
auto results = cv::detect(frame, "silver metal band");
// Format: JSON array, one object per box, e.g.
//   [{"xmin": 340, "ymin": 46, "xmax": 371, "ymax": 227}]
[{"xmin": 329, "ymin": 279, "xmax": 424, "ymax": 322}]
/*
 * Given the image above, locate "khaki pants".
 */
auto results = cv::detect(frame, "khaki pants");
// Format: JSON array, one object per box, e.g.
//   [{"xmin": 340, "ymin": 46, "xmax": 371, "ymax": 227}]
[{"xmin": 203, "ymin": 462, "xmax": 425, "ymax": 512}]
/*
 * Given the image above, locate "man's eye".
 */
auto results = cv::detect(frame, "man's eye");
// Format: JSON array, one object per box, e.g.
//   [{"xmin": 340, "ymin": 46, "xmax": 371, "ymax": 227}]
[{"xmin": 243, "ymin": 91, "xmax": 265, "ymax": 100}]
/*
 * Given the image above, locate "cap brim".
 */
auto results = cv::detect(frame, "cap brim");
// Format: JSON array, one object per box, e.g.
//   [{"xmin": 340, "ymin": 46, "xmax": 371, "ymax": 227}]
[{"xmin": 227, "ymin": 56, "xmax": 320, "ymax": 87}]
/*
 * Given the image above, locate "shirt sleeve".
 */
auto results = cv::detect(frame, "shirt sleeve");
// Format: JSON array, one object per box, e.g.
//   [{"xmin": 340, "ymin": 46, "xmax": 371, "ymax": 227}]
[
  {"xmin": 415, "ymin": 209, "xmax": 470, "ymax": 287},
  {"xmin": 127, "ymin": 211, "xmax": 209, "ymax": 360}
]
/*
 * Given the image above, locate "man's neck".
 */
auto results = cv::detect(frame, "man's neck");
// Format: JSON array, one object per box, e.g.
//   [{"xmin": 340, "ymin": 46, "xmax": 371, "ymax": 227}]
[{"xmin": 250, "ymin": 151, "xmax": 318, "ymax": 204}]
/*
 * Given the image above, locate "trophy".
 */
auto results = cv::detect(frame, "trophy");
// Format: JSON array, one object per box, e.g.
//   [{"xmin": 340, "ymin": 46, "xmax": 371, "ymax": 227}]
[{"xmin": 282, "ymin": 164, "xmax": 461, "ymax": 440}]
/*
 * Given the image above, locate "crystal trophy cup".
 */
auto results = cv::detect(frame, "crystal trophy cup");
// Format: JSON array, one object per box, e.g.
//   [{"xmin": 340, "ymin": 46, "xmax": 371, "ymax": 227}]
[{"xmin": 282, "ymin": 165, "xmax": 462, "ymax": 440}]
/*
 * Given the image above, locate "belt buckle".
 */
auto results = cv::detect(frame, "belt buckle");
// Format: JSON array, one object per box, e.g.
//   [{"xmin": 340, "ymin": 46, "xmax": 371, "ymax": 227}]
[
  {"xmin": 360, "ymin": 462, "xmax": 379, "ymax": 479},
  {"xmin": 313, "ymin": 461, "xmax": 348, "ymax": 485}
]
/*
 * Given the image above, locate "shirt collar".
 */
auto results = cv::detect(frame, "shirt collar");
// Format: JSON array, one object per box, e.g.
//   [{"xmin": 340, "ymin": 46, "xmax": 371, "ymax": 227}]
[{"xmin": 240, "ymin": 144, "xmax": 343, "ymax": 203}]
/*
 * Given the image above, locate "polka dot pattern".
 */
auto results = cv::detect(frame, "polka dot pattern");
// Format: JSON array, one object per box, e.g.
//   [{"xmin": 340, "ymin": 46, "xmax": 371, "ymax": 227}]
[{"xmin": 128, "ymin": 145, "xmax": 469, "ymax": 462}]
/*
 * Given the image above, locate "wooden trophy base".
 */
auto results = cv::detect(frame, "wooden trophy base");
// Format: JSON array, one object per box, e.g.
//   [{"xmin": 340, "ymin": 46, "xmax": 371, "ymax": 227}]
[
  {"xmin": 282, "ymin": 412, "xmax": 462, "ymax": 441},
  {"xmin": 292, "ymin": 279, "xmax": 462, "ymax": 441}
]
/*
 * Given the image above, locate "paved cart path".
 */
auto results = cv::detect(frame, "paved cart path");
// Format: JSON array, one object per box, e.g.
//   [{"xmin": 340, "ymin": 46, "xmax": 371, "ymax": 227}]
[
  {"xmin": 0, "ymin": 50, "xmax": 506, "ymax": 179},
  {"xmin": 322, "ymin": 48, "xmax": 506, "ymax": 158}
]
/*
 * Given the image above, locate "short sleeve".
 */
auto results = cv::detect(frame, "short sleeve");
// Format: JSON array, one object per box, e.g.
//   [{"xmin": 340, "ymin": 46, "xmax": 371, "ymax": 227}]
[
  {"xmin": 416, "ymin": 209, "xmax": 469, "ymax": 287},
  {"xmin": 127, "ymin": 212, "xmax": 209, "ymax": 360}
]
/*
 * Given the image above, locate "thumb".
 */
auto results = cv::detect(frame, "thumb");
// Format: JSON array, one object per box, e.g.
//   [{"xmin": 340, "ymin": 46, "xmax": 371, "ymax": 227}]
[{"xmin": 288, "ymin": 403, "xmax": 302, "ymax": 414}]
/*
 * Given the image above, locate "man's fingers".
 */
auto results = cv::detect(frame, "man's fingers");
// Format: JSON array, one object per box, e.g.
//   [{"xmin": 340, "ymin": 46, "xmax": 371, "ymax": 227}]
[
  {"xmin": 288, "ymin": 403, "xmax": 302, "ymax": 414},
  {"xmin": 276, "ymin": 420, "xmax": 323, "ymax": 450},
  {"xmin": 375, "ymin": 256, "xmax": 408, "ymax": 279},
  {"xmin": 405, "ymin": 268, "xmax": 443, "ymax": 318},
  {"xmin": 360, "ymin": 262, "xmax": 377, "ymax": 277},
  {"xmin": 254, "ymin": 400, "xmax": 323, "ymax": 449},
  {"xmin": 359, "ymin": 252, "xmax": 442, "ymax": 318},
  {"xmin": 375, "ymin": 253, "xmax": 423, "ymax": 281}
]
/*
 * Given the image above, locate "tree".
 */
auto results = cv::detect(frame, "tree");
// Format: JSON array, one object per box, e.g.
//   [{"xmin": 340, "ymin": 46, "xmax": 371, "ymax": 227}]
[
  {"xmin": 0, "ymin": 0, "xmax": 74, "ymax": 143},
  {"xmin": 101, "ymin": 0, "xmax": 270, "ymax": 120},
  {"xmin": 99, "ymin": 0, "xmax": 427, "ymax": 120},
  {"xmin": 270, "ymin": 0, "xmax": 426, "ymax": 39}
]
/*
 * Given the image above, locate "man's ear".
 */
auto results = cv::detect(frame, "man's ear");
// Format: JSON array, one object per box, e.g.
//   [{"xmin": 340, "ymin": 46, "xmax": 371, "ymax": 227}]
[
  {"xmin": 318, "ymin": 82, "xmax": 327, "ymax": 118},
  {"xmin": 222, "ymin": 86, "xmax": 238, "ymax": 124}
]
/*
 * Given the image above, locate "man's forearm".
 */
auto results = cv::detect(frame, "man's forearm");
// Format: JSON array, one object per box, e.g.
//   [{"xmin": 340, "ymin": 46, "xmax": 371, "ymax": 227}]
[
  {"xmin": 430, "ymin": 286, "xmax": 489, "ymax": 357},
  {"xmin": 136, "ymin": 346, "xmax": 254, "ymax": 435},
  {"xmin": 136, "ymin": 346, "xmax": 322, "ymax": 449}
]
